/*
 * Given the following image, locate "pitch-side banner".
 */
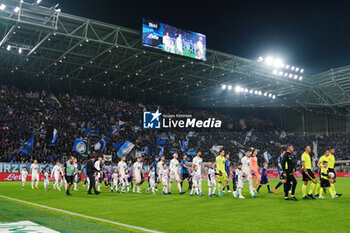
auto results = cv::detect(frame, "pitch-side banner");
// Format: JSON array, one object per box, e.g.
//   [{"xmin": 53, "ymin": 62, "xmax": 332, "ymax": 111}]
[{"xmin": 0, "ymin": 163, "xmax": 54, "ymax": 173}]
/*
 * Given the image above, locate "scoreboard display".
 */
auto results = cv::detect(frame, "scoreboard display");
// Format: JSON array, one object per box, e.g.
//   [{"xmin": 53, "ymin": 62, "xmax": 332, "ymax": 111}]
[{"xmin": 142, "ymin": 18, "xmax": 206, "ymax": 61}]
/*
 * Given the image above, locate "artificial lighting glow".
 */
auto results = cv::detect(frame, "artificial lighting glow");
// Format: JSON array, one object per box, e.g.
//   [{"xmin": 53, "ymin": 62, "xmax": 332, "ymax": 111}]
[
  {"xmin": 0, "ymin": 4, "xmax": 6, "ymax": 10},
  {"xmin": 244, "ymin": 88, "xmax": 248, "ymax": 93},
  {"xmin": 289, "ymin": 74, "xmax": 293, "ymax": 78},
  {"xmin": 273, "ymin": 58, "xmax": 283, "ymax": 68},
  {"xmin": 37, "ymin": 0, "xmax": 42, "ymax": 4},
  {"xmin": 268, "ymin": 93, "xmax": 272, "ymax": 97},
  {"xmin": 295, "ymin": 67, "xmax": 299, "ymax": 72},
  {"xmin": 6, "ymin": 45, "xmax": 11, "ymax": 51},
  {"xmin": 299, "ymin": 76, "xmax": 303, "ymax": 80},
  {"xmin": 291, "ymin": 66, "xmax": 295, "ymax": 71},
  {"xmin": 284, "ymin": 73, "xmax": 288, "ymax": 77},
  {"xmin": 14, "ymin": 6, "xmax": 20, "ymax": 13},
  {"xmin": 254, "ymin": 90, "xmax": 258, "ymax": 95},
  {"xmin": 228, "ymin": 85, "xmax": 232, "ymax": 90},
  {"xmin": 272, "ymin": 69, "xmax": 278, "ymax": 75},
  {"xmin": 257, "ymin": 56, "xmax": 263, "ymax": 62},
  {"xmin": 235, "ymin": 85, "xmax": 241, "ymax": 93},
  {"xmin": 264, "ymin": 92, "xmax": 267, "ymax": 96},
  {"xmin": 300, "ymin": 69, "xmax": 304, "ymax": 73},
  {"xmin": 285, "ymin": 65, "xmax": 290, "ymax": 69},
  {"xmin": 249, "ymin": 89, "xmax": 253, "ymax": 94},
  {"xmin": 272, "ymin": 95, "xmax": 276, "ymax": 99},
  {"xmin": 294, "ymin": 75, "xmax": 298, "ymax": 79},
  {"xmin": 278, "ymin": 71, "xmax": 283, "ymax": 76},
  {"xmin": 18, "ymin": 48, "xmax": 22, "ymax": 54},
  {"xmin": 258, "ymin": 91, "xmax": 262, "ymax": 95},
  {"xmin": 265, "ymin": 56, "xmax": 273, "ymax": 66}
]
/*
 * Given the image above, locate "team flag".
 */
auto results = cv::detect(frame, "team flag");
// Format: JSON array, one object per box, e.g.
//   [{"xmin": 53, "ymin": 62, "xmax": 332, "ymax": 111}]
[
  {"xmin": 210, "ymin": 144, "xmax": 223, "ymax": 155},
  {"xmin": 20, "ymin": 136, "xmax": 34, "ymax": 154},
  {"xmin": 73, "ymin": 138, "xmax": 88, "ymax": 156},
  {"xmin": 94, "ymin": 136, "xmax": 110, "ymax": 152},
  {"xmin": 50, "ymin": 128, "xmax": 58, "ymax": 146},
  {"xmin": 117, "ymin": 141, "xmax": 135, "ymax": 158}
]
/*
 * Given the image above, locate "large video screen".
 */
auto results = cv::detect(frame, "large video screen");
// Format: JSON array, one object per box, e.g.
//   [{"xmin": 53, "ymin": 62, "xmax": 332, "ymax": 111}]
[{"xmin": 142, "ymin": 19, "xmax": 206, "ymax": 61}]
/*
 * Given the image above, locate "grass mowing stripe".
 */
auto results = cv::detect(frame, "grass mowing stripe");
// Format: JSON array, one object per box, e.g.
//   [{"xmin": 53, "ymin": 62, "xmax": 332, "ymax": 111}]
[{"xmin": 0, "ymin": 194, "xmax": 163, "ymax": 233}]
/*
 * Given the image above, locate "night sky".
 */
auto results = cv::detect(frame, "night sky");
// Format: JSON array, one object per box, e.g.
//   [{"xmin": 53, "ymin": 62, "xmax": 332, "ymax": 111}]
[{"xmin": 47, "ymin": 0, "xmax": 350, "ymax": 74}]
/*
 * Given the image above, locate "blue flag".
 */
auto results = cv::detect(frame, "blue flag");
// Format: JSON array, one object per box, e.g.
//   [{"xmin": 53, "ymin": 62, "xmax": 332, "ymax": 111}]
[
  {"xmin": 117, "ymin": 141, "xmax": 135, "ymax": 158},
  {"xmin": 20, "ymin": 136, "xmax": 34, "ymax": 154},
  {"xmin": 50, "ymin": 128, "xmax": 58, "ymax": 146},
  {"xmin": 144, "ymin": 146, "xmax": 150, "ymax": 155},
  {"xmin": 73, "ymin": 138, "xmax": 88, "ymax": 156},
  {"xmin": 113, "ymin": 142, "xmax": 124, "ymax": 149},
  {"xmin": 157, "ymin": 147, "xmax": 164, "ymax": 159},
  {"xmin": 94, "ymin": 136, "xmax": 109, "ymax": 152}
]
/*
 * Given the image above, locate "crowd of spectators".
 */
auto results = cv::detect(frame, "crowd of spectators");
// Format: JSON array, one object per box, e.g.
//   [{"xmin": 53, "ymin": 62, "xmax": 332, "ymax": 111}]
[{"xmin": 1, "ymin": 84, "xmax": 349, "ymax": 169}]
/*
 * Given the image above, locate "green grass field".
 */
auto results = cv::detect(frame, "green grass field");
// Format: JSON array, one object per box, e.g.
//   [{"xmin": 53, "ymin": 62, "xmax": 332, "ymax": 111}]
[{"xmin": 0, "ymin": 178, "xmax": 349, "ymax": 233}]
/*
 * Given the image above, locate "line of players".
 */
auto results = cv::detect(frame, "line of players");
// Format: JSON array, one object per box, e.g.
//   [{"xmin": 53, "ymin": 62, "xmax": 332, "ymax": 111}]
[{"xmin": 19, "ymin": 146, "xmax": 342, "ymax": 199}]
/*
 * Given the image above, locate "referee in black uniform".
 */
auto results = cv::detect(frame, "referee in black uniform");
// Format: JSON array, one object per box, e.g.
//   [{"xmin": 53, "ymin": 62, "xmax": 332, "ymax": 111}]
[
  {"xmin": 282, "ymin": 145, "xmax": 298, "ymax": 201},
  {"xmin": 86, "ymin": 156, "xmax": 101, "ymax": 195}
]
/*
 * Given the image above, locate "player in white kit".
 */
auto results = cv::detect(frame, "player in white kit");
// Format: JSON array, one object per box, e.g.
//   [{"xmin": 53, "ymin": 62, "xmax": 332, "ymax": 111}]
[
  {"xmin": 20, "ymin": 167, "xmax": 28, "ymax": 189},
  {"xmin": 146, "ymin": 166, "xmax": 156, "ymax": 195},
  {"xmin": 110, "ymin": 168, "xmax": 119, "ymax": 192},
  {"xmin": 160, "ymin": 163, "xmax": 169, "ymax": 195},
  {"xmin": 208, "ymin": 162, "xmax": 217, "ymax": 197},
  {"xmin": 94, "ymin": 157, "xmax": 103, "ymax": 191},
  {"xmin": 73, "ymin": 158, "xmax": 79, "ymax": 191},
  {"xmin": 233, "ymin": 162, "xmax": 245, "ymax": 199},
  {"xmin": 157, "ymin": 156, "xmax": 165, "ymax": 184},
  {"xmin": 51, "ymin": 161, "xmax": 62, "ymax": 191},
  {"xmin": 44, "ymin": 168, "xmax": 50, "ymax": 190},
  {"xmin": 163, "ymin": 32, "xmax": 171, "ymax": 52},
  {"xmin": 190, "ymin": 165, "xmax": 200, "ymax": 196},
  {"xmin": 169, "ymin": 153, "xmax": 185, "ymax": 194},
  {"xmin": 176, "ymin": 34, "xmax": 183, "ymax": 55},
  {"xmin": 30, "ymin": 160, "xmax": 40, "ymax": 189},
  {"xmin": 240, "ymin": 150, "xmax": 258, "ymax": 198},
  {"xmin": 192, "ymin": 151, "xmax": 207, "ymax": 196},
  {"xmin": 133, "ymin": 157, "xmax": 143, "ymax": 193}
]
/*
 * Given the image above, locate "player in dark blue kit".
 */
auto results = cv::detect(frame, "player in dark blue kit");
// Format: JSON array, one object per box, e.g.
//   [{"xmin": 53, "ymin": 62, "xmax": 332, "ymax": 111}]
[
  {"xmin": 256, "ymin": 162, "xmax": 273, "ymax": 193},
  {"xmin": 181, "ymin": 154, "xmax": 192, "ymax": 190},
  {"xmin": 128, "ymin": 168, "xmax": 133, "ymax": 191},
  {"xmin": 274, "ymin": 149, "xmax": 286, "ymax": 193},
  {"xmin": 232, "ymin": 165, "xmax": 237, "ymax": 192},
  {"xmin": 223, "ymin": 154, "xmax": 231, "ymax": 193},
  {"xmin": 105, "ymin": 167, "xmax": 113, "ymax": 189}
]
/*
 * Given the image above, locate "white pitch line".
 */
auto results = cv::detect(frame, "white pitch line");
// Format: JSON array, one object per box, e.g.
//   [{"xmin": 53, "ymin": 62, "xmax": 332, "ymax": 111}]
[{"xmin": 0, "ymin": 195, "xmax": 163, "ymax": 233}]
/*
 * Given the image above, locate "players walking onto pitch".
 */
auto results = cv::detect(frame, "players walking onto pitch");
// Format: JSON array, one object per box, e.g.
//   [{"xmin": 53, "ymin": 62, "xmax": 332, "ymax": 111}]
[
  {"xmin": 301, "ymin": 146, "xmax": 316, "ymax": 199},
  {"xmin": 282, "ymin": 145, "xmax": 298, "ymax": 201}
]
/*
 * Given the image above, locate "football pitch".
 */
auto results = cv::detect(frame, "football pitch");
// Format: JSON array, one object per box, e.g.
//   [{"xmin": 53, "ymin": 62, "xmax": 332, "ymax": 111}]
[{"xmin": 0, "ymin": 178, "xmax": 349, "ymax": 233}]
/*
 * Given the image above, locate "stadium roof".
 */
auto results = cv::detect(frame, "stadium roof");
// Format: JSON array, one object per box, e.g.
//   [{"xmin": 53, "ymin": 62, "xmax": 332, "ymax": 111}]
[{"xmin": 0, "ymin": 0, "xmax": 348, "ymax": 114}]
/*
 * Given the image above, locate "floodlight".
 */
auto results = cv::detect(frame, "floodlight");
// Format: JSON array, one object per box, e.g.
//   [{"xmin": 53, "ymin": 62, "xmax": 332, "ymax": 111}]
[
  {"xmin": 278, "ymin": 71, "xmax": 283, "ymax": 76},
  {"xmin": 235, "ymin": 85, "xmax": 241, "ymax": 93},
  {"xmin": 294, "ymin": 75, "xmax": 298, "ymax": 79},
  {"xmin": 300, "ymin": 69, "xmax": 304, "ymax": 73},
  {"xmin": 244, "ymin": 88, "xmax": 248, "ymax": 93},
  {"xmin": 14, "ymin": 6, "xmax": 20, "ymax": 13},
  {"xmin": 254, "ymin": 90, "xmax": 258, "ymax": 95},
  {"xmin": 0, "ymin": 4, "xmax": 6, "ymax": 11},
  {"xmin": 18, "ymin": 48, "xmax": 22, "ymax": 54},
  {"xmin": 288, "ymin": 74, "xmax": 293, "ymax": 78},
  {"xmin": 284, "ymin": 73, "xmax": 288, "ymax": 77},
  {"xmin": 291, "ymin": 66, "xmax": 295, "ymax": 71},
  {"xmin": 222, "ymin": 84, "xmax": 226, "ymax": 90},
  {"xmin": 228, "ymin": 85, "xmax": 232, "ymax": 90},
  {"xmin": 272, "ymin": 95, "xmax": 276, "ymax": 99},
  {"xmin": 257, "ymin": 56, "xmax": 263, "ymax": 62},
  {"xmin": 258, "ymin": 91, "xmax": 262, "ymax": 95},
  {"xmin": 273, "ymin": 58, "xmax": 283, "ymax": 68},
  {"xmin": 295, "ymin": 67, "xmax": 299, "ymax": 72},
  {"xmin": 264, "ymin": 92, "xmax": 267, "ymax": 96},
  {"xmin": 285, "ymin": 65, "xmax": 290, "ymax": 69},
  {"xmin": 6, "ymin": 45, "xmax": 11, "ymax": 51},
  {"xmin": 299, "ymin": 76, "xmax": 303, "ymax": 81},
  {"xmin": 249, "ymin": 89, "xmax": 253, "ymax": 94},
  {"xmin": 37, "ymin": 0, "xmax": 42, "ymax": 4},
  {"xmin": 272, "ymin": 69, "xmax": 278, "ymax": 75},
  {"xmin": 268, "ymin": 93, "xmax": 272, "ymax": 97},
  {"xmin": 265, "ymin": 56, "xmax": 273, "ymax": 66}
]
